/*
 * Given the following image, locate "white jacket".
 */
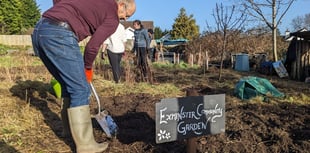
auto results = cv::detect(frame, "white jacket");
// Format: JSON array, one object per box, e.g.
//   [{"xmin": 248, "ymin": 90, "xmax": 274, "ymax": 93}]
[{"xmin": 104, "ymin": 23, "xmax": 126, "ymax": 53}]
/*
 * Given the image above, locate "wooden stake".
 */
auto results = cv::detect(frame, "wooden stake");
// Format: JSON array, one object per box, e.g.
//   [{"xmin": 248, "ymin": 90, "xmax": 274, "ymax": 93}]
[
  {"xmin": 174, "ymin": 53, "xmax": 176, "ymax": 64},
  {"xmin": 186, "ymin": 89, "xmax": 198, "ymax": 153},
  {"xmin": 186, "ymin": 138, "xmax": 197, "ymax": 153}
]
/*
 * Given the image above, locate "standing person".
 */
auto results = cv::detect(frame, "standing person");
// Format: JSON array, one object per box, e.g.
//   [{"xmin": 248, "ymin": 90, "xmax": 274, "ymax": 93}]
[
  {"xmin": 31, "ymin": 0, "xmax": 136, "ymax": 152},
  {"xmin": 148, "ymin": 28, "xmax": 157, "ymax": 61},
  {"xmin": 133, "ymin": 20, "xmax": 150, "ymax": 80},
  {"xmin": 101, "ymin": 23, "xmax": 126, "ymax": 83}
]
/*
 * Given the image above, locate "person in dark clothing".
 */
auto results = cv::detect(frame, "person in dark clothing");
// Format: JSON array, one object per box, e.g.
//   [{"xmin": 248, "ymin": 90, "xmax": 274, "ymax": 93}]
[
  {"xmin": 31, "ymin": 0, "xmax": 136, "ymax": 152},
  {"xmin": 148, "ymin": 28, "xmax": 157, "ymax": 61},
  {"xmin": 133, "ymin": 20, "xmax": 150, "ymax": 80},
  {"xmin": 101, "ymin": 23, "xmax": 126, "ymax": 83}
]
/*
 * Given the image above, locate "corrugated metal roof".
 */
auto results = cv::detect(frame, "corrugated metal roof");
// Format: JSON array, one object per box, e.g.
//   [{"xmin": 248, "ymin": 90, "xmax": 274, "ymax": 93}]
[{"xmin": 290, "ymin": 29, "xmax": 310, "ymax": 40}]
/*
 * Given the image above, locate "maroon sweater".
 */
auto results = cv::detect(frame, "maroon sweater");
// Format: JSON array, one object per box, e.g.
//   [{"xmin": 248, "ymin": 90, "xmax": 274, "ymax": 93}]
[{"xmin": 43, "ymin": 0, "xmax": 119, "ymax": 69}]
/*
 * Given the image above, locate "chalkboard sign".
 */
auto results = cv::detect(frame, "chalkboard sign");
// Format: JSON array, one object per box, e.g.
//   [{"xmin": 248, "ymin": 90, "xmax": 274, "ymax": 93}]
[{"xmin": 155, "ymin": 94, "xmax": 225, "ymax": 144}]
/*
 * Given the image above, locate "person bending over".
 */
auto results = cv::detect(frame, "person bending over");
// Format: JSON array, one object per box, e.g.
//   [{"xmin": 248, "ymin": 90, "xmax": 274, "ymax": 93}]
[{"xmin": 32, "ymin": 0, "xmax": 136, "ymax": 152}]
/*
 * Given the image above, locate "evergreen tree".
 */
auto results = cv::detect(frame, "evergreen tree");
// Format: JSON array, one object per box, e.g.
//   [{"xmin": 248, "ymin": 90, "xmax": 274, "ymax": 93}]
[
  {"xmin": 0, "ymin": 0, "xmax": 21, "ymax": 34},
  {"xmin": 20, "ymin": 0, "xmax": 41, "ymax": 33},
  {"xmin": 170, "ymin": 8, "xmax": 199, "ymax": 40},
  {"xmin": 0, "ymin": 0, "xmax": 40, "ymax": 34},
  {"xmin": 154, "ymin": 26, "xmax": 163, "ymax": 39},
  {"xmin": 154, "ymin": 27, "xmax": 170, "ymax": 39},
  {"xmin": 0, "ymin": 1, "xmax": 5, "ymax": 33}
]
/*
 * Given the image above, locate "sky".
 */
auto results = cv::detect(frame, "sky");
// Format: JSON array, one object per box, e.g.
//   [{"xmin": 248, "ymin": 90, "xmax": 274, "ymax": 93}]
[{"xmin": 36, "ymin": 0, "xmax": 310, "ymax": 35}]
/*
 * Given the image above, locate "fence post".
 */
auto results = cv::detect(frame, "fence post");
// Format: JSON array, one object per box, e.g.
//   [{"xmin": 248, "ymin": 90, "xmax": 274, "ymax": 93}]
[
  {"xmin": 186, "ymin": 89, "xmax": 198, "ymax": 153},
  {"xmin": 190, "ymin": 54, "xmax": 194, "ymax": 67}
]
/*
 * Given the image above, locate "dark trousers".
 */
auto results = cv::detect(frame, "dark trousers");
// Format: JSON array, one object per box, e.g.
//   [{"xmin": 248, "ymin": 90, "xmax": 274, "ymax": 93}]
[
  {"xmin": 107, "ymin": 50, "xmax": 123, "ymax": 83},
  {"xmin": 135, "ymin": 47, "xmax": 148, "ymax": 77}
]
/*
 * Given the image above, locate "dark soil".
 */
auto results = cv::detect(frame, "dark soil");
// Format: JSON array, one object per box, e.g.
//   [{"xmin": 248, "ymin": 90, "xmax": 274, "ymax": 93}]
[
  {"xmin": 91, "ymin": 92, "xmax": 309, "ymax": 153},
  {"xmin": 4, "ymin": 64, "xmax": 310, "ymax": 153}
]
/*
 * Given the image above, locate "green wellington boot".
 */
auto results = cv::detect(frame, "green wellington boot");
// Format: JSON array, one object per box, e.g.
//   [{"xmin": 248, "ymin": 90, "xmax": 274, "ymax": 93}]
[{"xmin": 68, "ymin": 105, "xmax": 108, "ymax": 153}]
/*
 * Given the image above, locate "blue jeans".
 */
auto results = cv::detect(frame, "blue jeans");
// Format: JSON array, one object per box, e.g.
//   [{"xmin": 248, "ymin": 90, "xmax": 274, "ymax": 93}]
[{"xmin": 32, "ymin": 19, "xmax": 91, "ymax": 107}]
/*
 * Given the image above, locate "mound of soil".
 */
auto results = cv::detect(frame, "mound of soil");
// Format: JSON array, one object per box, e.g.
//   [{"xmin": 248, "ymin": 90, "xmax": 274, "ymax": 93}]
[{"xmin": 90, "ymin": 91, "xmax": 309, "ymax": 153}]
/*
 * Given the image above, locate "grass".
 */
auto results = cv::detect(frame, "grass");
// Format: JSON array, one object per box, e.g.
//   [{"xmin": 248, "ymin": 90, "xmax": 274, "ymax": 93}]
[
  {"xmin": 93, "ymin": 79, "xmax": 183, "ymax": 98},
  {"xmin": 284, "ymin": 93, "xmax": 310, "ymax": 104},
  {"xmin": 0, "ymin": 54, "xmax": 42, "ymax": 68},
  {"xmin": 0, "ymin": 50, "xmax": 186, "ymax": 152},
  {"xmin": 152, "ymin": 60, "xmax": 200, "ymax": 69},
  {"xmin": 0, "ymin": 44, "xmax": 10, "ymax": 55},
  {"xmin": 0, "ymin": 88, "xmax": 44, "ymax": 152}
]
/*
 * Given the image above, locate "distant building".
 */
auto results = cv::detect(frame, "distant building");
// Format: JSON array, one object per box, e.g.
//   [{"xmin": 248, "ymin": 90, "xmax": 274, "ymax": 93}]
[
  {"xmin": 285, "ymin": 28, "xmax": 310, "ymax": 81},
  {"xmin": 121, "ymin": 21, "xmax": 154, "ymax": 31},
  {"xmin": 125, "ymin": 27, "xmax": 135, "ymax": 40}
]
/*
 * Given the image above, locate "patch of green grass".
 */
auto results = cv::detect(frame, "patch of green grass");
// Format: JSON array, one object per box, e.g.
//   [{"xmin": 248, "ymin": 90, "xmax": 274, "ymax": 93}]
[
  {"xmin": 95, "ymin": 79, "xmax": 183, "ymax": 98},
  {"xmin": 152, "ymin": 61, "xmax": 200, "ymax": 70},
  {"xmin": 0, "ymin": 44, "xmax": 9, "ymax": 55},
  {"xmin": 131, "ymin": 82, "xmax": 183, "ymax": 97},
  {"xmin": 0, "ymin": 45, "xmax": 42, "ymax": 68},
  {"xmin": 152, "ymin": 62, "xmax": 175, "ymax": 69},
  {"xmin": 300, "ymin": 93, "xmax": 310, "ymax": 102},
  {"xmin": 0, "ymin": 54, "xmax": 42, "ymax": 68},
  {"xmin": 284, "ymin": 93, "xmax": 310, "ymax": 104},
  {"xmin": 0, "ymin": 56, "xmax": 14, "ymax": 67},
  {"xmin": 0, "ymin": 44, "xmax": 31, "ymax": 54}
]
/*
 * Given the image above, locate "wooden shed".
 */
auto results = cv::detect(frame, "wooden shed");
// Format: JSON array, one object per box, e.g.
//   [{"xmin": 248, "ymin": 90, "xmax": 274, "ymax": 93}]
[{"xmin": 285, "ymin": 30, "xmax": 310, "ymax": 81}]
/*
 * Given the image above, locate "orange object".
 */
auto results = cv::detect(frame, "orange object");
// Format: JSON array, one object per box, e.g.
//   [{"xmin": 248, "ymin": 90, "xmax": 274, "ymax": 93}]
[{"xmin": 85, "ymin": 68, "xmax": 93, "ymax": 83}]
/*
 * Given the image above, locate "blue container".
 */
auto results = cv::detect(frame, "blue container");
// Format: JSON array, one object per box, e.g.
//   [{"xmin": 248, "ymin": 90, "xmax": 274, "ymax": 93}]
[{"xmin": 235, "ymin": 54, "xmax": 249, "ymax": 71}]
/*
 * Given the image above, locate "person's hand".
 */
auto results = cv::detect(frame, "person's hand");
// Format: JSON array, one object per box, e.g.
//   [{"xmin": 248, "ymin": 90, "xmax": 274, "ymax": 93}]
[
  {"xmin": 101, "ymin": 52, "xmax": 105, "ymax": 60},
  {"xmin": 84, "ymin": 68, "xmax": 93, "ymax": 83}
]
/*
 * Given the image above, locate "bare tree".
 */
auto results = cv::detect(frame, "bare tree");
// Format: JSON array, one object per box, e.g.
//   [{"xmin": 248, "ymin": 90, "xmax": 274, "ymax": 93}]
[
  {"xmin": 304, "ymin": 13, "xmax": 310, "ymax": 30},
  {"xmin": 208, "ymin": 3, "xmax": 247, "ymax": 81},
  {"xmin": 241, "ymin": 0, "xmax": 295, "ymax": 62},
  {"xmin": 291, "ymin": 15, "xmax": 305, "ymax": 31},
  {"xmin": 291, "ymin": 13, "xmax": 310, "ymax": 31}
]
